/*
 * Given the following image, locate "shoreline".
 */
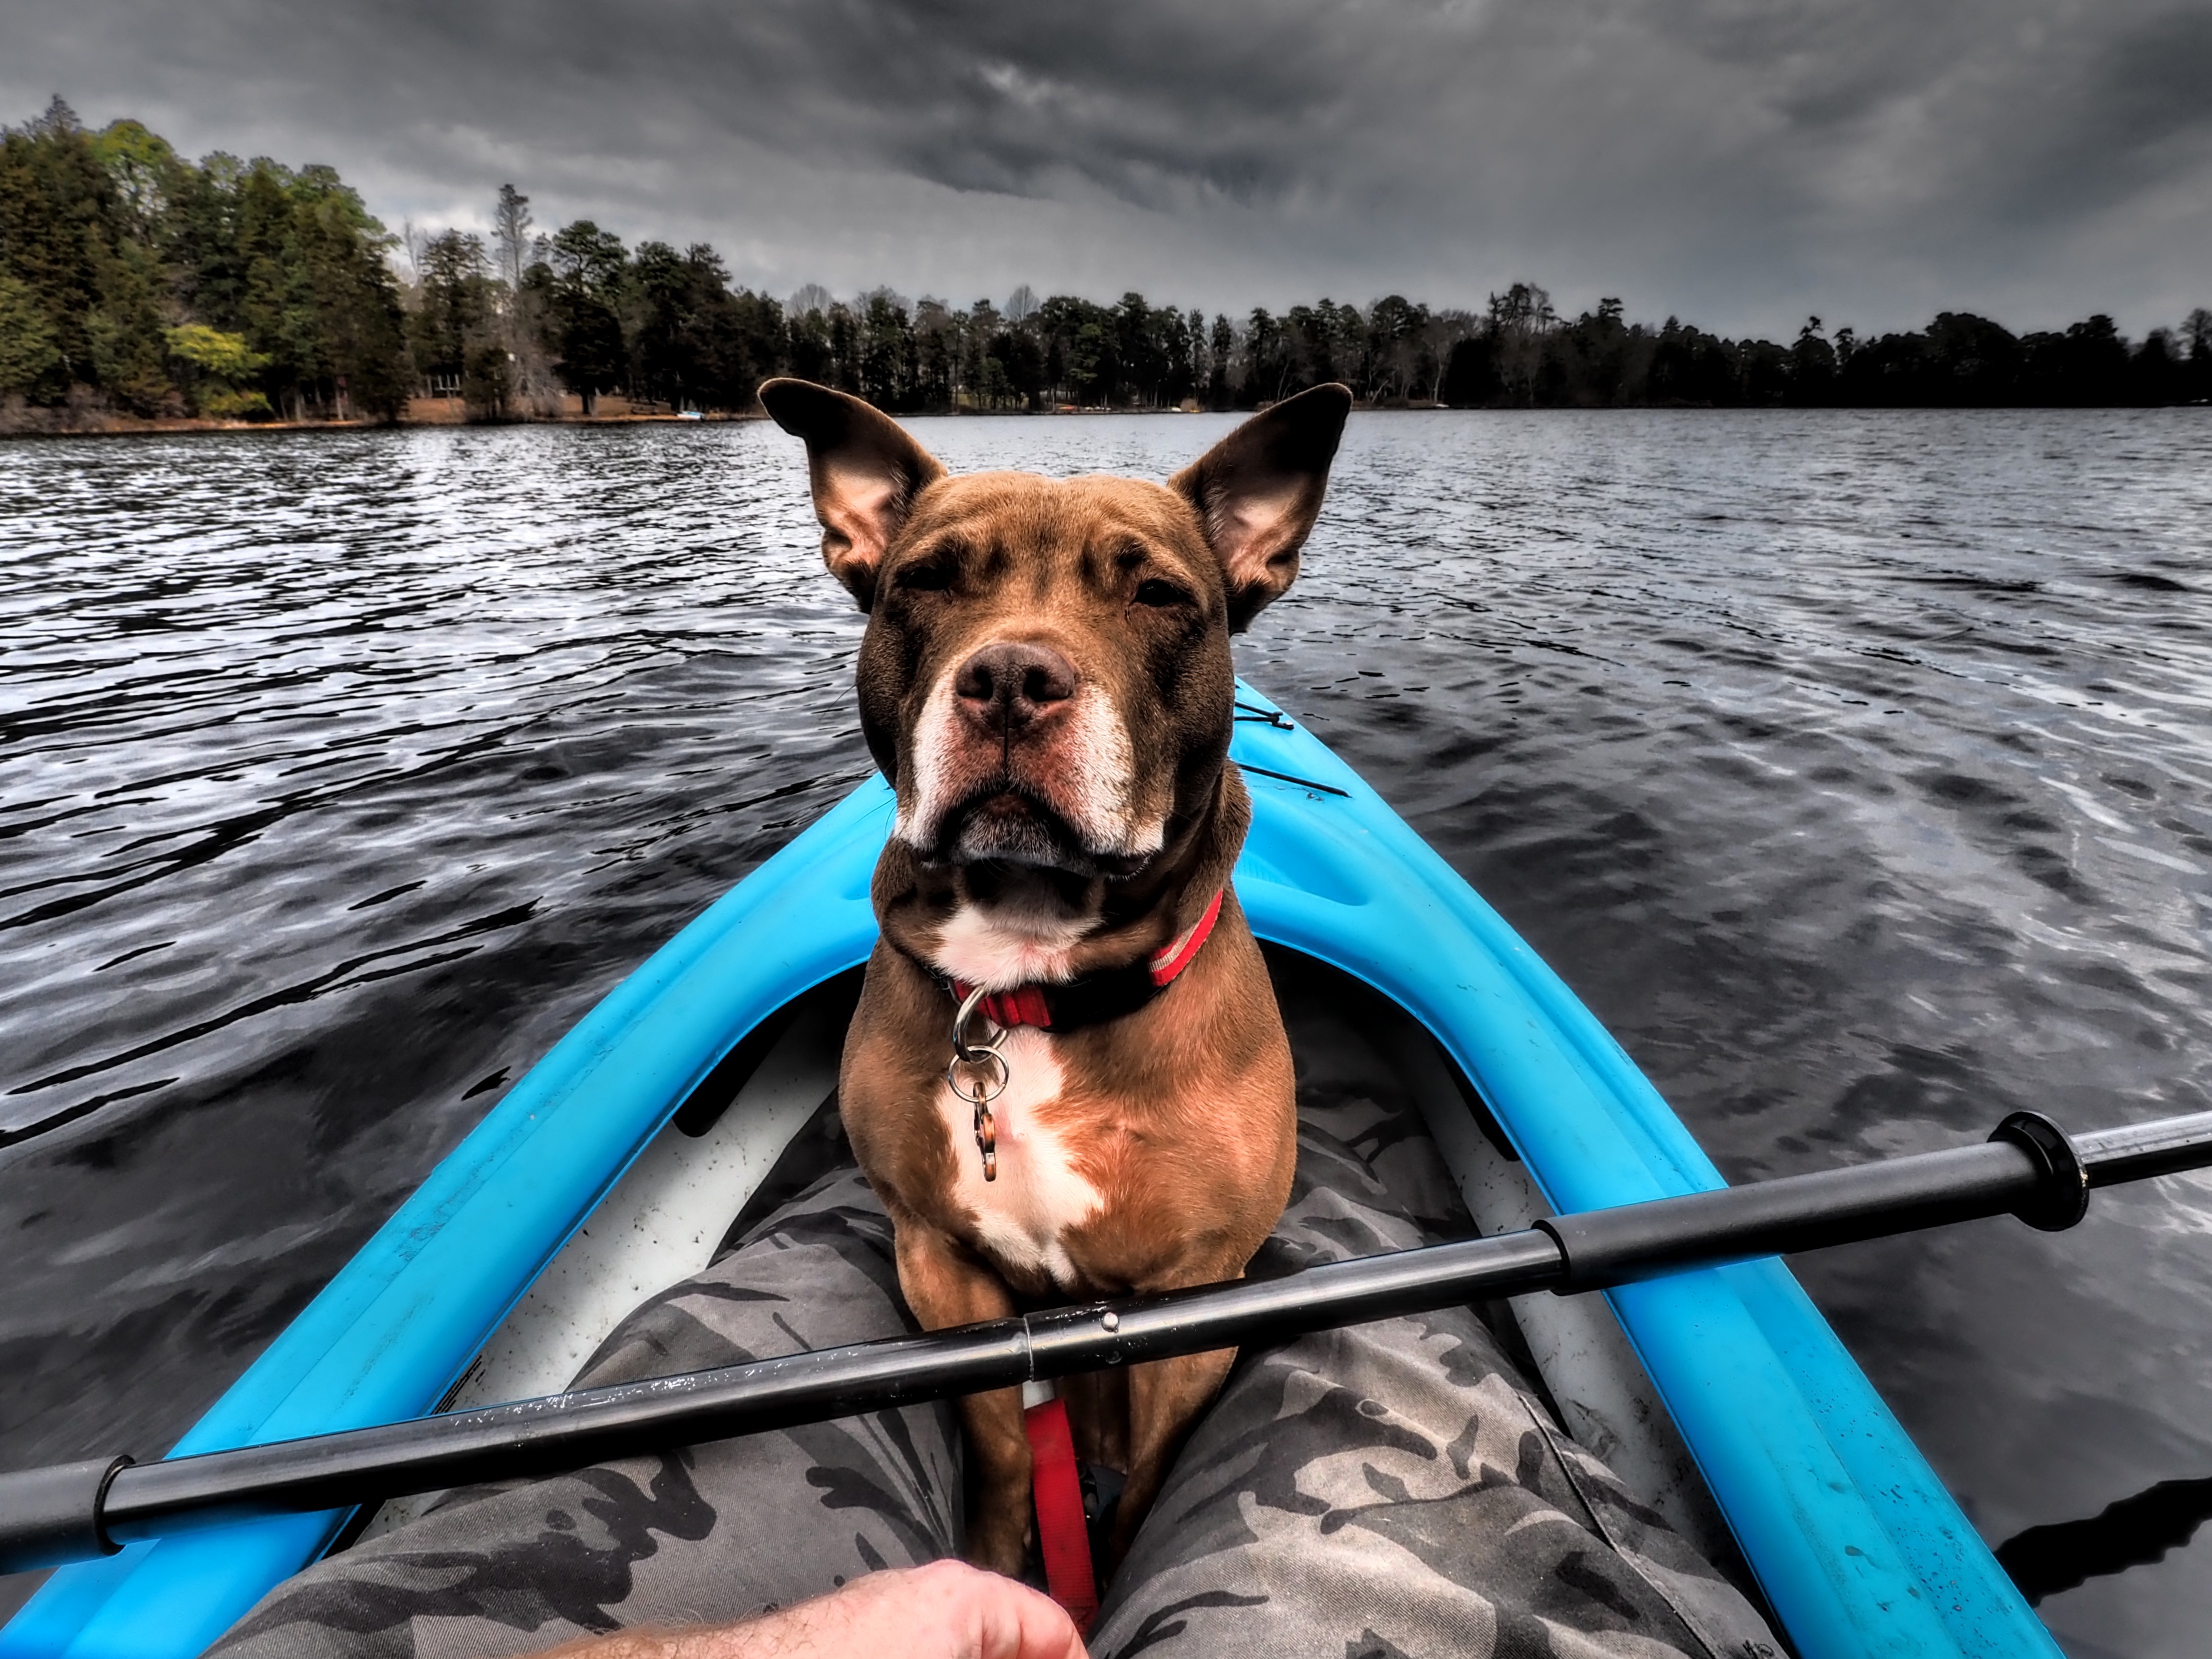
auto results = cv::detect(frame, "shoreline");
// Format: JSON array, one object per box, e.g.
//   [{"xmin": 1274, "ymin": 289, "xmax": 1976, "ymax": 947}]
[
  {"xmin": 3, "ymin": 398, "xmax": 2202, "ymax": 440},
  {"xmin": 0, "ymin": 409, "xmax": 771, "ymax": 440},
  {"xmin": 0, "ymin": 394, "xmax": 1453, "ymax": 439}
]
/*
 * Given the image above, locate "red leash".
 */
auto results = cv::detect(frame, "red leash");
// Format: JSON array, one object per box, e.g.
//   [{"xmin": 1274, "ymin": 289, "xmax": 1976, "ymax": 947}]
[
  {"xmin": 960, "ymin": 893, "xmax": 1229, "ymax": 1621},
  {"xmin": 1023, "ymin": 1393, "xmax": 1099, "ymax": 1632}
]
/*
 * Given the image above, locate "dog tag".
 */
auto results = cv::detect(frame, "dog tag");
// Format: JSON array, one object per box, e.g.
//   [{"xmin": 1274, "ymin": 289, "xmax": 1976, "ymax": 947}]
[
  {"xmin": 974, "ymin": 1100, "xmax": 998, "ymax": 1181},
  {"xmin": 948, "ymin": 985, "xmax": 1010, "ymax": 1180}
]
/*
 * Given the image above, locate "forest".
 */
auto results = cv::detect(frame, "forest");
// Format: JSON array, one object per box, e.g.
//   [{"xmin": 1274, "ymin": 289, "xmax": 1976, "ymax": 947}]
[{"xmin": 4, "ymin": 100, "xmax": 2209, "ymax": 428}]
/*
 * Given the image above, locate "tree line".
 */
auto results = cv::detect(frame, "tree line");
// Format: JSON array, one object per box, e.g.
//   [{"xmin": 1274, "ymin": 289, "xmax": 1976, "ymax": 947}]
[
  {"xmin": 4, "ymin": 100, "xmax": 2208, "ymax": 428},
  {"xmin": 1, "ymin": 100, "xmax": 408, "ymax": 421},
  {"xmin": 1446, "ymin": 287, "xmax": 2212, "ymax": 411}
]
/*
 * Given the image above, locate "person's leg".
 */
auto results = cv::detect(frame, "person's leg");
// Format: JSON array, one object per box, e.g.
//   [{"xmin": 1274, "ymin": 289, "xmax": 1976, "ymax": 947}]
[
  {"xmin": 1087, "ymin": 978, "xmax": 1781, "ymax": 1659},
  {"xmin": 212, "ymin": 1155, "xmax": 961, "ymax": 1659}
]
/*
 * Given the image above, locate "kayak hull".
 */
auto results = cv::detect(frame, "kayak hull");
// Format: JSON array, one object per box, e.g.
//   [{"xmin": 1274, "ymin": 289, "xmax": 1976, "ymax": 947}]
[{"xmin": 2, "ymin": 683, "xmax": 2056, "ymax": 1659}]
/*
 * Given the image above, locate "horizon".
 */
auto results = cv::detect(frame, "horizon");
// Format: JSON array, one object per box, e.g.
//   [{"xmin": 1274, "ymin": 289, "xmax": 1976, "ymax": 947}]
[{"xmin": 5, "ymin": 0, "xmax": 2208, "ymax": 341}]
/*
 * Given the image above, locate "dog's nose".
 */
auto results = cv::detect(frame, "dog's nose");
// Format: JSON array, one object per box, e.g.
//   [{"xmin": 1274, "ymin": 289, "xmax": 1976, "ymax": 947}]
[{"xmin": 955, "ymin": 641, "xmax": 1077, "ymax": 735}]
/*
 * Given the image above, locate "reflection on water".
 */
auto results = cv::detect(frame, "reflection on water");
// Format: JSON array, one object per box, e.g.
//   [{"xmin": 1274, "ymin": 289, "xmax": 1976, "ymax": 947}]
[{"xmin": 3, "ymin": 410, "xmax": 2209, "ymax": 1652}]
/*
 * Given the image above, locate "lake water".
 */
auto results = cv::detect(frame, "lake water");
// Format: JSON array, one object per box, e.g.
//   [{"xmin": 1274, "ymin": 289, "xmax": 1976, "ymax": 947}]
[{"xmin": 3, "ymin": 409, "xmax": 2209, "ymax": 1654}]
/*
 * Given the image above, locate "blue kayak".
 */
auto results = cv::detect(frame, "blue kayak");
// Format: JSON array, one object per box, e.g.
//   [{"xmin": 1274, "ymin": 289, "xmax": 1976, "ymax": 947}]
[{"xmin": 2, "ymin": 681, "xmax": 2059, "ymax": 1659}]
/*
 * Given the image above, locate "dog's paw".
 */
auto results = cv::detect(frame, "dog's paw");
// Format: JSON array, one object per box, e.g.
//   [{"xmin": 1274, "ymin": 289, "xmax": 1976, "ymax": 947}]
[{"xmin": 962, "ymin": 1510, "xmax": 1034, "ymax": 1579}]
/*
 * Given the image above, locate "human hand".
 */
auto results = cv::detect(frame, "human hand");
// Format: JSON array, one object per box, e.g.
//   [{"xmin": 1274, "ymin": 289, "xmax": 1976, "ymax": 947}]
[{"xmin": 542, "ymin": 1559, "xmax": 1088, "ymax": 1659}]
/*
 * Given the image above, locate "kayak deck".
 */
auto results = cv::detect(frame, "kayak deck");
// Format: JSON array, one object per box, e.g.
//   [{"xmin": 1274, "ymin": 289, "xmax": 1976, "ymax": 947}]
[{"xmin": 2, "ymin": 682, "xmax": 2057, "ymax": 1659}]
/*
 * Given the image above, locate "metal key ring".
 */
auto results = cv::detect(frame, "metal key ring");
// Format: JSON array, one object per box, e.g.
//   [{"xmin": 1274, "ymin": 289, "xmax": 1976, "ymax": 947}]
[
  {"xmin": 951, "ymin": 984, "xmax": 1006, "ymax": 1066},
  {"xmin": 945, "ymin": 1049, "xmax": 1009, "ymax": 1105}
]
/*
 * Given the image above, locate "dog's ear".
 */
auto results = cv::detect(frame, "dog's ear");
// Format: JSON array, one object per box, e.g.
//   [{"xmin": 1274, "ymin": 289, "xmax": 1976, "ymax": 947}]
[
  {"xmin": 1171, "ymin": 383, "xmax": 1351, "ymax": 632},
  {"xmin": 760, "ymin": 378, "xmax": 947, "ymax": 610}
]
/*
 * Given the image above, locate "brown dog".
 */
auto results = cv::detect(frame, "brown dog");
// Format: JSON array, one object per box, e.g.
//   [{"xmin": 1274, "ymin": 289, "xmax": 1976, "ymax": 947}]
[{"xmin": 759, "ymin": 377, "xmax": 1352, "ymax": 1575}]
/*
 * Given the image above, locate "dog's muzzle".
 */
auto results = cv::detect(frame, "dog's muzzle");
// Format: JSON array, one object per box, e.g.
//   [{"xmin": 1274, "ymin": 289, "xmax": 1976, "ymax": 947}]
[{"xmin": 896, "ymin": 649, "xmax": 1159, "ymax": 873}]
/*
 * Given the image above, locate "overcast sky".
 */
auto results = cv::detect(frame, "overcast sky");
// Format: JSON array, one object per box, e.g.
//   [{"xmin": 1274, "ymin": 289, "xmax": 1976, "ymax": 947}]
[{"xmin": 7, "ymin": 0, "xmax": 2209, "ymax": 337}]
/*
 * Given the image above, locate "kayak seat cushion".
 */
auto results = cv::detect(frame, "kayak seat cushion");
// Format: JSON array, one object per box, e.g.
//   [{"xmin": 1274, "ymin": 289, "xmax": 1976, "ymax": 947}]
[{"xmin": 206, "ymin": 979, "xmax": 1777, "ymax": 1659}]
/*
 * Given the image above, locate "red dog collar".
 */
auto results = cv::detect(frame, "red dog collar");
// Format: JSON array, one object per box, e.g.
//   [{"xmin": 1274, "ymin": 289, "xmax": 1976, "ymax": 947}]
[{"xmin": 951, "ymin": 888, "xmax": 1224, "ymax": 1032}]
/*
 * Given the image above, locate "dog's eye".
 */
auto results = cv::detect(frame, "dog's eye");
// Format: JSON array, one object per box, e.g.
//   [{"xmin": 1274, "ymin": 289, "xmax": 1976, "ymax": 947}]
[
  {"xmin": 1132, "ymin": 578, "xmax": 1188, "ymax": 608},
  {"xmin": 896, "ymin": 562, "xmax": 953, "ymax": 593}
]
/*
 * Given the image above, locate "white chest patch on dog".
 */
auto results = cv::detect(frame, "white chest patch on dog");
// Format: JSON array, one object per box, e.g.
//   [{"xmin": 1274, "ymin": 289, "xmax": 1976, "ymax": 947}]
[
  {"xmin": 937, "ymin": 1028, "xmax": 1101, "ymax": 1291},
  {"xmin": 932, "ymin": 903, "xmax": 1088, "ymax": 991}
]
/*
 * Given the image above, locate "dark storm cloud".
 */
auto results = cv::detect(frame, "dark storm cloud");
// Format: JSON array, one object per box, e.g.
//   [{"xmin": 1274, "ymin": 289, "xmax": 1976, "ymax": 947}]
[
  {"xmin": 2014, "ymin": 9, "xmax": 2212, "ymax": 218},
  {"xmin": 5, "ymin": 0, "xmax": 2207, "ymax": 334}
]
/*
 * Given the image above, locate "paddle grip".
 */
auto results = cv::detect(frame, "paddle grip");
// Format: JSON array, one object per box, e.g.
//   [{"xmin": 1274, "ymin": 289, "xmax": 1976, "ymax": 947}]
[
  {"xmin": 1537, "ymin": 1135, "xmax": 2065, "ymax": 1292},
  {"xmin": 0, "ymin": 1455, "xmax": 130, "ymax": 1574}
]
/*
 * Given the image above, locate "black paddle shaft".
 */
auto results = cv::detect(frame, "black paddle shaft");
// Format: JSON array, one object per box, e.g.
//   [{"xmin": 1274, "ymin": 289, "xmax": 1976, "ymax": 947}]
[{"xmin": 5, "ymin": 1107, "xmax": 2209, "ymax": 1573}]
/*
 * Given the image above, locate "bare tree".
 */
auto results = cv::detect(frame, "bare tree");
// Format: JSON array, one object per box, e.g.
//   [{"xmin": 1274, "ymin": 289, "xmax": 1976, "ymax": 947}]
[
  {"xmin": 493, "ymin": 185, "xmax": 533, "ymax": 291},
  {"xmin": 490, "ymin": 185, "xmax": 561, "ymax": 415},
  {"xmin": 1004, "ymin": 284, "xmax": 1038, "ymax": 322},
  {"xmin": 1423, "ymin": 309, "xmax": 1477, "ymax": 401}
]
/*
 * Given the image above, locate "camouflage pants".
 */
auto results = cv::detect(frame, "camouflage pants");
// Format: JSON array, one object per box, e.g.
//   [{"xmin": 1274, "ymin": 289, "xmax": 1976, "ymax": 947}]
[{"xmin": 212, "ymin": 991, "xmax": 1778, "ymax": 1659}]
